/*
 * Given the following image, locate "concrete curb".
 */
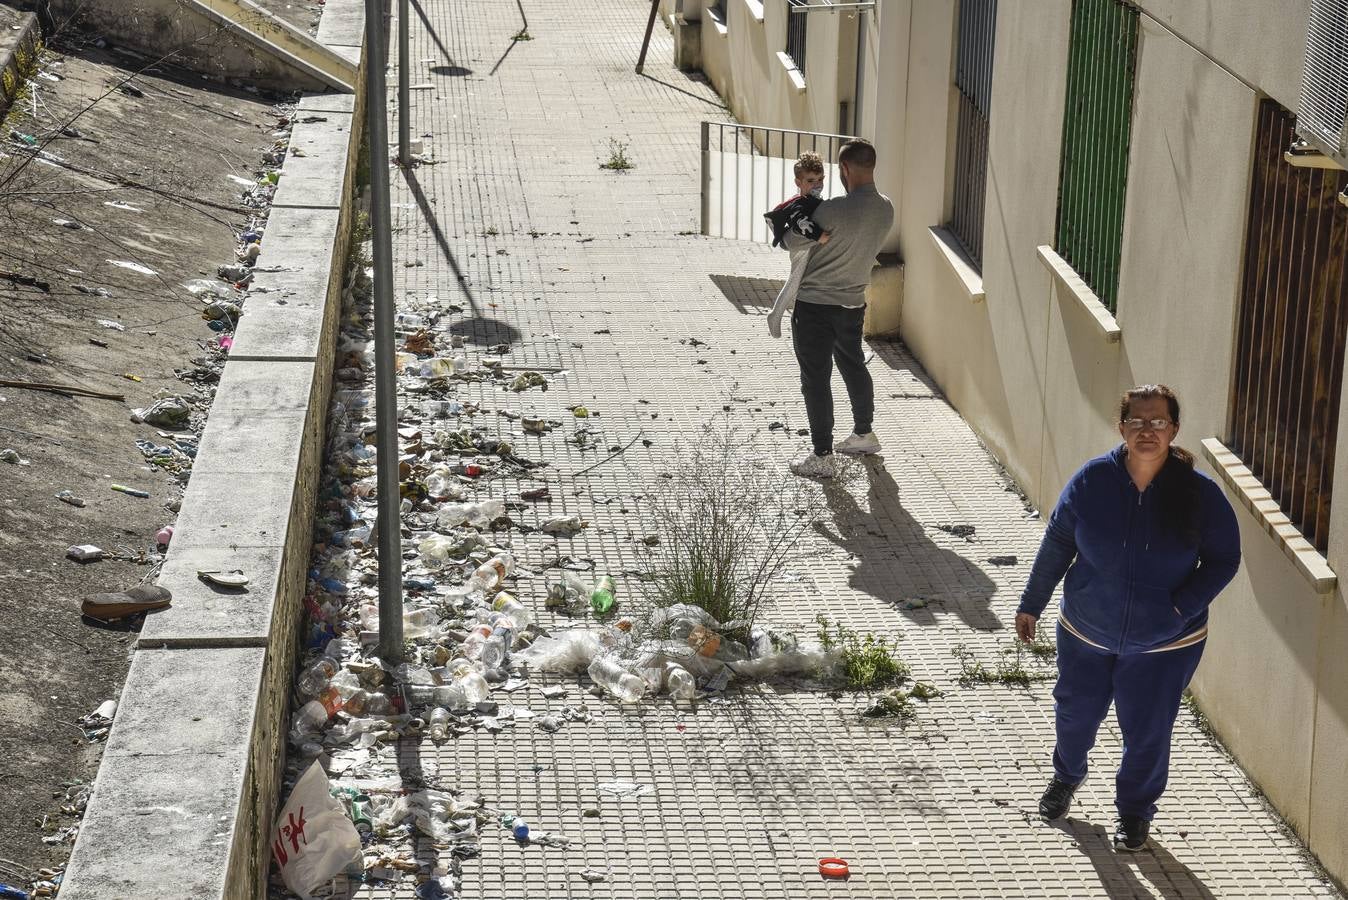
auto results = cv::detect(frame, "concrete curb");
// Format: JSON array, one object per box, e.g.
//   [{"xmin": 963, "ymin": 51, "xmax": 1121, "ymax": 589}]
[
  {"xmin": 0, "ymin": 10, "xmax": 40, "ymax": 121},
  {"xmin": 57, "ymin": 1, "xmax": 367, "ymax": 896}
]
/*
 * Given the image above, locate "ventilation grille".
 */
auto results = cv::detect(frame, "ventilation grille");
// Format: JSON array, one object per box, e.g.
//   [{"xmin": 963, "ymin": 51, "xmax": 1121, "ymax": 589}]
[{"xmin": 1298, "ymin": 0, "xmax": 1348, "ymax": 161}]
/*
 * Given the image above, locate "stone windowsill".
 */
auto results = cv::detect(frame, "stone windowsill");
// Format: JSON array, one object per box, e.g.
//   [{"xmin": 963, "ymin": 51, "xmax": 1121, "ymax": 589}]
[
  {"xmin": 706, "ymin": 5, "xmax": 728, "ymax": 35},
  {"xmin": 1201, "ymin": 437, "xmax": 1337, "ymax": 593},
  {"xmin": 1036, "ymin": 245, "xmax": 1122, "ymax": 342},
  {"xmin": 776, "ymin": 51, "xmax": 806, "ymax": 93},
  {"xmin": 743, "ymin": 0, "xmax": 765, "ymax": 23},
  {"xmin": 929, "ymin": 226, "xmax": 986, "ymax": 302}
]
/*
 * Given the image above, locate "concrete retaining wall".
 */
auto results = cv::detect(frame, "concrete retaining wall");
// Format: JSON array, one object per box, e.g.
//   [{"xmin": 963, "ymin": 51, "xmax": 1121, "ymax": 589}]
[
  {"xmin": 0, "ymin": 9, "xmax": 40, "ymax": 120},
  {"xmin": 45, "ymin": 0, "xmax": 355, "ymax": 93},
  {"xmin": 57, "ymin": 2, "xmax": 367, "ymax": 897}
]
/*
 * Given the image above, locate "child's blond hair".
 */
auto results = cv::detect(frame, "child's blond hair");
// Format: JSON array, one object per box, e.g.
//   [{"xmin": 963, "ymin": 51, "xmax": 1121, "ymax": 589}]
[{"xmin": 793, "ymin": 150, "xmax": 824, "ymax": 179}]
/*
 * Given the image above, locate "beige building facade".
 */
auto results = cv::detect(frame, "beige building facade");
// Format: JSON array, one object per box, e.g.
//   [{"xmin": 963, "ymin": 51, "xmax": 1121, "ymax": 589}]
[{"xmin": 674, "ymin": 0, "xmax": 1348, "ymax": 884}]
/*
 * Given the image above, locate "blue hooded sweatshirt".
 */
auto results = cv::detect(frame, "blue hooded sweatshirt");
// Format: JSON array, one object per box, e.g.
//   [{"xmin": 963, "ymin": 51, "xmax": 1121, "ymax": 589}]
[{"xmin": 1018, "ymin": 446, "xmax": 1241, "ymax": 654}]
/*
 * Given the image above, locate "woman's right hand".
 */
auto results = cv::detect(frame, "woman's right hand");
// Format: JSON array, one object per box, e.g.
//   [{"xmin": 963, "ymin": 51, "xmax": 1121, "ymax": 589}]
[{"xmin": 1015, "ymin": 612, "xmax": 1038, "ymax": 643}]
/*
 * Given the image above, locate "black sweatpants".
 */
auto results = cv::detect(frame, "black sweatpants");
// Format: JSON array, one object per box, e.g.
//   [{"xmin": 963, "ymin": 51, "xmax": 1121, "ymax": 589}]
[{"xmin": 791, "ymin": 300, "xmax": 874, "ymax": 455}]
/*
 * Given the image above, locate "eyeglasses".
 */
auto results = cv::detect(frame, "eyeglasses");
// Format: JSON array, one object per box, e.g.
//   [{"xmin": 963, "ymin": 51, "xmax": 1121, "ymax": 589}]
[{"xmin": 1121, "ymin": 417, "xmax": 1173, "ymax": 433}]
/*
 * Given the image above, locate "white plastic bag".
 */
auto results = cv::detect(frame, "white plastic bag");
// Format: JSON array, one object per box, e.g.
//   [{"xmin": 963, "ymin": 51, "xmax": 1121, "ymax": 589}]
[
  {"xmin": 513, "ymin": 630, "xmax": 604, "ymax": 673},
  {"xmin": 272, "ymin": 761, "xmax": 361, "ymax": 899}
]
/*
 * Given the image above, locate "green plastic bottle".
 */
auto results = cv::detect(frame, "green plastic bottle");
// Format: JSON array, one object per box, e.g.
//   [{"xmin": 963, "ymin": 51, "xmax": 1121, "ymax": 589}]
[{"xmin": 590, "ymin": 575, "xmax": 616, "ymax": 614}]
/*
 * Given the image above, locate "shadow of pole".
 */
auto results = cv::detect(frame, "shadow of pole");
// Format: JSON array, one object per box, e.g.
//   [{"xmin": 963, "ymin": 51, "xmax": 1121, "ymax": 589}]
[
  {"xmin": 488, "ymin": 0, "xmax": 530, "ymax": 76},
  {"xmin": 400, "ymin": 166, "xmax": 481, "ymax": 316},
  {"xmin": 638, "ymin": 72, "xmax": 730, "ymax": 109},
  {"xmin": 408, "ymin": 0, "xmax": 467, "ymax": 72}
]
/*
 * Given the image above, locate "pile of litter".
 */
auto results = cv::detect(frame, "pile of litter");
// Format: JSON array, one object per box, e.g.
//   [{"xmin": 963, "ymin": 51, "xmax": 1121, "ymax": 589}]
[{"xmin": 268, "ymin": 231, "xmax": 842, "ymax": 899}]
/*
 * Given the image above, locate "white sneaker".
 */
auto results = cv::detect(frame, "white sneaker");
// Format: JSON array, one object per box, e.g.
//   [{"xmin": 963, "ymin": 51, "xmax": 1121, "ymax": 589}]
[
  {"xmin": 790, "ymin": 452, "xmax": 837, "ymax": 478},
  {"xmin": 836, "ymin": 431, "xmax": 881, "ymax": 455}
]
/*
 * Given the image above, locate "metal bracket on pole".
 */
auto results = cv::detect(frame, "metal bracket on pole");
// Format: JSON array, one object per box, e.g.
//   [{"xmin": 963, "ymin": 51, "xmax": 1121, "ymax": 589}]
[
  {"xmin": 636, "ymin": 0, "xmax": 660, "ymax": 73},
  {"xmin": 365, "ymin": 0, "xmax": 404, "ymax": 661},
  {"xmin": 398, "ymin": 0, "xmax": 410, "ymax": 167}
]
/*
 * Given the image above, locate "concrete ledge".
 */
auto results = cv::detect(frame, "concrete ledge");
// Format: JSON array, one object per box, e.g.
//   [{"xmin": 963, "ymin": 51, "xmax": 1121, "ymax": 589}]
[
  {"xmin": 190, "ymin": 0, "xmax": 357, "ymax": 92},
  {"xmin": 706, "ymin": 5, "xmax": 729, "ymax": 36},
  {"xmin": 316, "ymin": 0, "xmax": 366, "ymax": 51},
  {"xmin": 60, "ymin": 2, "xmax": 366, "ymax": 891},
  {"xmin": 776, "ymin": 51, "xmax": 806, "ymax": 93},
  {"xmin": 272, "ymin": 111, "xmax": 356, "ymax": 210},
  {"xmin": 929, "ymin": 226, "xmax": 986, "ymax": 302},
  {"xmin": 1201, "ymin": 437, "xmax": 1337, "ymax": 593},
  {"xmin": 0, "ymin": 11, "xmax": 40, "ymax": 121},
  {"xmin": 58, "ymin": 647, "xmax": 268, "ymax": 899},
  {"xmin": 1036, "ymin": 244, "xmax": 1121, "ymax": 342},
  {"xmin": 231, "ymin": 207, "xmax": 345, "ymax": 362},
  {"xmin": 297, "ymin": 91, "xmax": 359, "ymax": 114},
  {"xmin": 743, "ymin": 0, "xmax": 765, "ymax": 23},
  {"xmin": 47, "ymin": 0, "xmax": 339, "ymax": 92}
]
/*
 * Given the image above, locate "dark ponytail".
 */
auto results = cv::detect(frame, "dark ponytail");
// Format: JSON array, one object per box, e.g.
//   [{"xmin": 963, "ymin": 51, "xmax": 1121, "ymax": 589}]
[{"xmin": 1120, "ymin": 384, "xmax": 1202, "ymax": 546}]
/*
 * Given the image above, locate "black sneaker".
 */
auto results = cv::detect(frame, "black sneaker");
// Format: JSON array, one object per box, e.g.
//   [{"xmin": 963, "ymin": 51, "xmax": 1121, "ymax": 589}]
[
  {"xmin": 1114, "ymin": 815, "xmax": 1150, "ymax": 851},
  {"xmin": 1038, "ymin": 777, "xmax": 1080, "ymax": 820}
]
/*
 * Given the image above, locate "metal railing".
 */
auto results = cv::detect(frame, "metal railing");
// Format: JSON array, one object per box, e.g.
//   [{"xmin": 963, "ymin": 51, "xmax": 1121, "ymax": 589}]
[
  {"xmin": 786, "ymin": 0, "xmax": 808, "ymax": 76},
  {"xmin": 1055, "ymin": 0, "xmax": 1139, "ymax": 313},
  {"xmin": 1229, "ymin": 99, "xmax": 1348, "ymax": 554},
  {"xmin": 700, "ymin": 121, "xmax": 855, "ymax": 243},
  {"xmin": 948, "ymin": 0, "xmax": 998, "ymax": 269}
]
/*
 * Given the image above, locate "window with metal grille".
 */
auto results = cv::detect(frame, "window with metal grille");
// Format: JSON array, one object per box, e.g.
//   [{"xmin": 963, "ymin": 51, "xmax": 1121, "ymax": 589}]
[
  {"xmin": 785, "ymin": 1, "xmax": 807, "ymax": 76},
  {"xmin": 1229, "ymin": 100, "xmax": 1348, "ymax": 555},
  {"xmin": 1055, "ymin": 0, "xmax": 1139, "ymax": 313},
  {"xmin": 947, "ymin": 0, "xmax": 998, "ymax": 269}
]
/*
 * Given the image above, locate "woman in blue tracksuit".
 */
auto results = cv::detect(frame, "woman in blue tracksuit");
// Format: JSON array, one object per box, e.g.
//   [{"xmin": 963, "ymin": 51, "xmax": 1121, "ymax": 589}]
[{"xmin": 1016, "ymin": 384, "xmax": 1241, "ymax": 851}]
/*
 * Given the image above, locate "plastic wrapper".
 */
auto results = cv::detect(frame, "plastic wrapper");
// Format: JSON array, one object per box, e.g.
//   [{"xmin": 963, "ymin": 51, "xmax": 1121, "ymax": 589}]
[{"xmin": 513, "ymin": 630, "xmax": 605, "ymax": 673}]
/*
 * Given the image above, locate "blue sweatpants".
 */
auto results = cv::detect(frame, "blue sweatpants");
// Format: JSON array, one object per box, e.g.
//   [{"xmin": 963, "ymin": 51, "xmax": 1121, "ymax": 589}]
[{"xmin": 1052, "ymin": 622, "xmax": 1205, "ymax": 820}]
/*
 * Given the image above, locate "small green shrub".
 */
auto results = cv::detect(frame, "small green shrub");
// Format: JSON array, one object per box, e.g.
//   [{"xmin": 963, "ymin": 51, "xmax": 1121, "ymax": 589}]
[
  {"xmin": 599, "ymin": 138, "xmax": 635, "ymax": 171},
  {"xmin": 953, "ymin": 642, "xmax": 1054, "ymax": 688},
  {"xmin": 818, "ymin": 615, "xmax": 910, "ymax": 690}
]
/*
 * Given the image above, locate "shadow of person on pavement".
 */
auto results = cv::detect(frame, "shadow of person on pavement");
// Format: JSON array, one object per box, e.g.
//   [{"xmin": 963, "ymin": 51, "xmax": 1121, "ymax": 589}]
[
  {"xmin": 815, "ymin": 456, "xmax": 1001, "ymax": 631},
  {"xmin": 1053, "ymin": 818, "xmax": 1219, "ymax": 900}
]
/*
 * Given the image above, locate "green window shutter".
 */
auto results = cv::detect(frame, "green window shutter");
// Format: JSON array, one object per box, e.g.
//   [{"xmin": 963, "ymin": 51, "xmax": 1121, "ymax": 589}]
[{"xmin": 1055, "ymin": 0, "xmax": 1139, "ymax": 313}]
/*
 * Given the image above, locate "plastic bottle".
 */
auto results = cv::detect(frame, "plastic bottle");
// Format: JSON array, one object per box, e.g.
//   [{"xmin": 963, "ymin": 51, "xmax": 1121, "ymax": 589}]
[
  {"xmin": 297, "ymin": 658, "xmax": 337, "ymax": 697},
  {"xmin": 362, "ymin": 692, "xmax": 395, "ymax": 716},
  {"xmin": 428, "ymin": 707, "xmax": 451, "ymax": 742},
  {"xmin": 665, "ymin": 662, "xmax": 696, "ymax": 700},
  {"xmin": 343, "ymin": 689, "xmax": 371, "ymax": 717},
  {"xmin": 587, "ymin": 655, "xmax": 646, "ymax": 703},
  {"xmin": 480, "ymin": 625, "xmax": 514, "ymax": 670},
  {"xmin": 289, "ymin": 699, "xmax": 329, "ymax": 740},
  {"xmin": 457, "ymin": 670, "xmax": 491, "ymax": 705},
  {"xmin": 468, "ymin": 553, "xmax": 514, "ymax": 593},
  {"xmin": 491, "ymin": 591, "xmax": 534, "ymax": 628},
  {"xmin": 432, "ymin": 682, "xmax": 469, "ymax": 711},
  {"xmin": 511, "ymin": 817, "xmax": 530, "ymax": 840},
  {"xmin": 318, "ymin": 685, "xmax": 344, "ymax": 716},
  {"xmin": 460, "ymin": 622, "xmax": 493, "ymax": 659},
  {"xmin": 589, "ymin": 575, "xmax": 616, "ymax": 615}
]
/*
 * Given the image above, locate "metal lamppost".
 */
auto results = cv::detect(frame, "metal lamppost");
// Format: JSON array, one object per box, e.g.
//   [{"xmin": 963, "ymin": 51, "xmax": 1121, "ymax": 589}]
[{"xmin": 364, "ymin": 0, "xmax": 404, "ymax": 660}]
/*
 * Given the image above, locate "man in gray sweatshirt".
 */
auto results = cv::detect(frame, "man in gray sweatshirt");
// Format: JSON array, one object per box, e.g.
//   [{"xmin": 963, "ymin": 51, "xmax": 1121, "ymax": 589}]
[{"xmin": 779, "ymin": 138, "xmax": 895, "ymax": 478}]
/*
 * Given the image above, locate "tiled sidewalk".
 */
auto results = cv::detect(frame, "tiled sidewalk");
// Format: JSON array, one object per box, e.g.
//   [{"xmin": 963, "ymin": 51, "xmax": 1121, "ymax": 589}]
[{"xmin": 370, "ymin": 1, "xmax": 1341, "ymax": 896}]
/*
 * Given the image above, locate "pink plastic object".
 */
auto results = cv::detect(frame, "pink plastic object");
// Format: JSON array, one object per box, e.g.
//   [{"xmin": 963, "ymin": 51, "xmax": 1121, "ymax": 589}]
[{"xmin": 156, "ymin": 525, "xmax": 174, "ymax": 548}]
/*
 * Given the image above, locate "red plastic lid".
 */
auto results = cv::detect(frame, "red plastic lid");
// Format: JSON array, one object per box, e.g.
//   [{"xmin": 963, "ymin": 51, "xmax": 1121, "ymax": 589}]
[{"xmin": 818, "ymin": 858, "xmax": 850, "ymax": 878}]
